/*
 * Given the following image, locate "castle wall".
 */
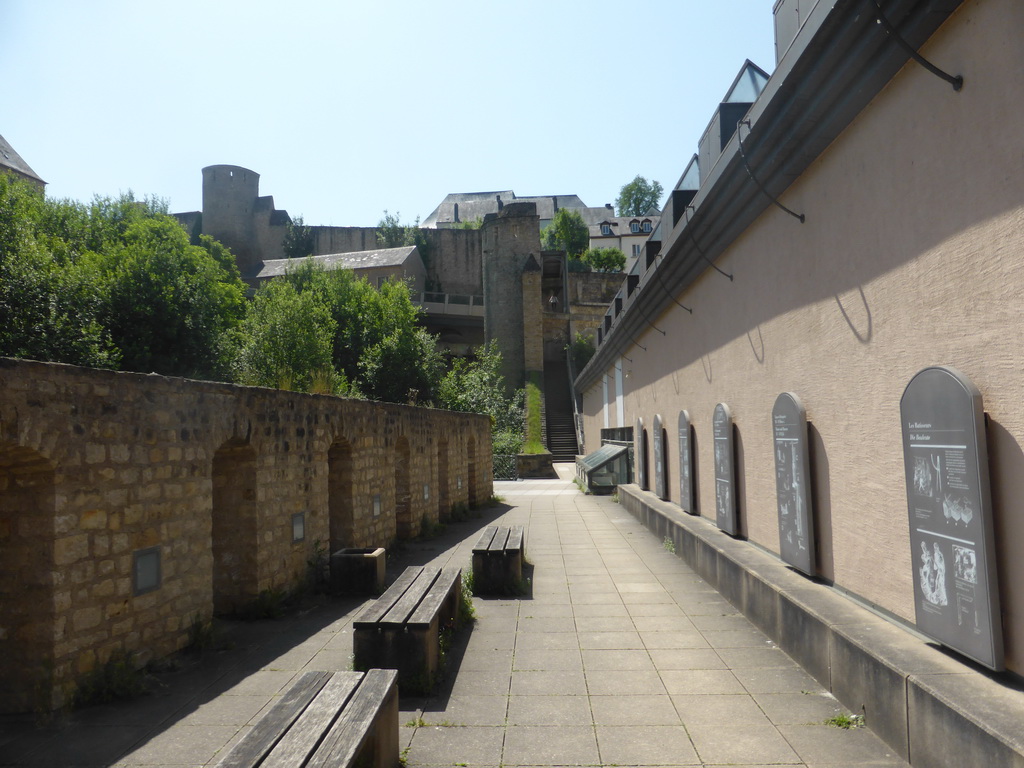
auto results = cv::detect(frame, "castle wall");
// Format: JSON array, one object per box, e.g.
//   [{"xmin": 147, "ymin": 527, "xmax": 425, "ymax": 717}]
[
  {"xmin": 311, "ymin": 226, "xmax": 379, "ymax": 257},
  {"xmin": 0, "ymin": 358, "xmax": 491, "ymax": 712},
  {"xmin": 420, "ymin": 229, "xmax": 483, "ymax": 295}
]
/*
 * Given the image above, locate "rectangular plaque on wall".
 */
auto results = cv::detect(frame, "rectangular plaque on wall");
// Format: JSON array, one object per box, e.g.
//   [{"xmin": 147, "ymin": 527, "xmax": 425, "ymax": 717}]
[
  {"xmin": 900, "ymin": 366, "xmax": 1004, "ymax": 671},
  {"xmin": 772, "ymin": 392, "xmax": 815, "ymax": 576},
  {"xmin": 678, "ymin": 410, "xmax": 695, "ymax": 514},
  {"xmin": 713, "ymin": 403, "xmax": 738, "ymax": 535},
  {"xmin": 653, "ymin": 414, "xmax": 666, "ymax": 500}
]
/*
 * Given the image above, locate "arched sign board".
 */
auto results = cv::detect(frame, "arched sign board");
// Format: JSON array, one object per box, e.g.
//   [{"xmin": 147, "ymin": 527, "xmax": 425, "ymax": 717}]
[
  {"xmin": 713, "ymin": 403, "xmax": 738, "ymax": 535},
  {"xmin": 772, "ymin": 393, "xmax": 815, "ymax": 576},
  {"xmin": 653, "ymin": 414, "xmax": 666, "ymax": 500},
  {"xmin": 678, "ymin": 410, "xmax": 695, "ymax": 514},
  {"xmin": 634, "ymin": 416, "xmax": 646, "ymax": 490},
  {"xmin": 900, "ymin": 366, "xmax": 1004, "ymax": 671}
]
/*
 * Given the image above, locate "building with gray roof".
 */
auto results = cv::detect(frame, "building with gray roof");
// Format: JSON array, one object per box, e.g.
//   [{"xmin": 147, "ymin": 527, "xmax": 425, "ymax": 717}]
[{"xmin": 0, "ymin": 134, "xmax": 45, "ymax": 188}]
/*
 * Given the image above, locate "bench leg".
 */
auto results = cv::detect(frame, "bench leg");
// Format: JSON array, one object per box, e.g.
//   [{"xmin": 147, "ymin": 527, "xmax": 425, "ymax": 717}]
[
  {"xmin": 354, "ymin": 627, "xmax": 403, "ymax": 673},
  {"xmin": 474, "ymin": 551, "xmax": 523, "ymax": 595},
  {"xmin": 402, "ymin": 619, "xmax": 440, "ymax": 694},
  {"xmin": 367, "ymin": 676, "xmax": 399, "ymax": 768}
]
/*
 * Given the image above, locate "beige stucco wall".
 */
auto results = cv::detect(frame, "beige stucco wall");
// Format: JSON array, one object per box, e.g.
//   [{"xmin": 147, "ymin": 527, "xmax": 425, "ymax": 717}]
[{"xmin": 582, "ymin": 0, "xmax": 1024, "ymax": 672}]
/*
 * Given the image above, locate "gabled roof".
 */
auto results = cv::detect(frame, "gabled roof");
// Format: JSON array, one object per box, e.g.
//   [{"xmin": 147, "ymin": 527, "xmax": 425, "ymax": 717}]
[
  {"xmin": 0, "ymin": 134, "xmax": 45, "ymax": 185},
  {"xmin": 422, "ymin": 190, "xmax": 612, "ymax": 228},
  {"xmin": 255, "ymin": 246, "xmax": 420, "ymax": 280}
]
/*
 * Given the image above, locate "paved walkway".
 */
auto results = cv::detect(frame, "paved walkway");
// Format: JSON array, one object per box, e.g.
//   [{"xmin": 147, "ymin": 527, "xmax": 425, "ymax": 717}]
[{"xmin": 0, "ymin": 470, "xmax": 908, "ymax": 767}]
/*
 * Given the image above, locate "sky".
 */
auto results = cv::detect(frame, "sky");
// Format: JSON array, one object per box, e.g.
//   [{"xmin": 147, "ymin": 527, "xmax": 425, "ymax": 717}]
[{"xmin": 1, "ymin": 1, "xmax": 778, "ymax": 227}]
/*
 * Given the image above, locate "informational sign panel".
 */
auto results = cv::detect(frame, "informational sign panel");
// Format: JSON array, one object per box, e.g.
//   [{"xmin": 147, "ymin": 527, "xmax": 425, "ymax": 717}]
[
  {"xmin": 772, "ymin": 392, "xmax": 815, "ymax": 576},
  {"xmin": 634, "ymin": 416, "xmax": 646, "ymax": 490},
  {"xmin": 900, "ymin": 366, "xmax": 1004, "ymax": 670},
  {"xmin": 653, "ymin": 414, "xmax": 666, "ymax": 500},
  {"xmin": 678, "ymin": 410, "xmax": 695, "ymax": 514},
  {"xmin": 713, "ymin": 403, "xmax": 737, "ymax": 535}
]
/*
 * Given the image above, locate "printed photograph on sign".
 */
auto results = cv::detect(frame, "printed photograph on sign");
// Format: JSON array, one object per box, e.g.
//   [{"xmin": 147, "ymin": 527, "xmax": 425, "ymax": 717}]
[{"xmin": 900, "ymin": 365, "xmax": 1003, "ymax": 670}]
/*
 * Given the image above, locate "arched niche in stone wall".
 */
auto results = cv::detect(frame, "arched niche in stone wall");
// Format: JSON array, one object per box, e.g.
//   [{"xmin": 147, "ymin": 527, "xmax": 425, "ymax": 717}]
[
  {"xmin": 772, "ymin": 392, "xmax": 815, "ymax": 576},
  {"xmin": 713, "ymin": 403, "xmax": 738, "ymax": 535},
  {"xmin": 678, "ymin": 410, "xmax": 695, "ymax": 515},
  {"xmin": 0, "ymin": 441, "xmax": 56, "ymax": 713},
  {"xmin": 900, "ymin": 365, "xmax": 1003, "ymax": 671}
]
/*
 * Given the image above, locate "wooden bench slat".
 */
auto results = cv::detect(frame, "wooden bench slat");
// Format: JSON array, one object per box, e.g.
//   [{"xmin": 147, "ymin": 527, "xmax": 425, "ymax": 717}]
[
  {"xmin": 353, "ymin": 566, "xmax": 422, "ymax": 627},
  {"xmin": 472, "ymin": 526, "xmax": 497, "ymax": 552},
  {"xmin": 506, "ymin": 525, "xmax": 524, "ymax": 551},
  {"xmin": 214, "ymin": 670, "xmax": 332, "ymax": 768},
  {"xmin": 408, "ymin": 567, "xmax": 460, "ymax": 627},
  {"xmin": 306, "ymin": 669, "xmax": 398, "ymax": 768},
  {"xmin": 381, "ymin": 567, "xmax": 440, "ymax": 625},
  {"xmin": 487, "ymin": 528, "xmax": 511, "ymax": 552},
  {"xmin": 261, "ymin": 672, "xmax": 363, "ymax": 767}
]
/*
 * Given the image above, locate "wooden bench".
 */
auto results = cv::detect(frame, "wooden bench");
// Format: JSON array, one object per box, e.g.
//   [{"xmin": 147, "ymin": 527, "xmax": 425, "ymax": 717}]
[
  {"xmin": 352, "ymin": 565, "xmax": 462, "ymax": 694},
  {"xmin": 472, "ymin": 525, "xmax": 526, "ymax": 595},
  {"xmin": 214, "ymin": 668, "xmax": 398, "ymax": 768}
]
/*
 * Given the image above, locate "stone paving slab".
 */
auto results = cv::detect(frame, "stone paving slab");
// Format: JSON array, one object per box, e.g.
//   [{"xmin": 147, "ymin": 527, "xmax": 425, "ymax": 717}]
[{"xmin": 0, "ymin": 471, "xmax": 908, "ymax": 767}]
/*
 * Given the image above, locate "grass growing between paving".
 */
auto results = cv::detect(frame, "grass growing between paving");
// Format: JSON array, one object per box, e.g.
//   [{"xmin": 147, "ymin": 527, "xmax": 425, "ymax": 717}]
[{"xmin": 523, "ymin": 372, "xmax": 545, "ymax": 454}]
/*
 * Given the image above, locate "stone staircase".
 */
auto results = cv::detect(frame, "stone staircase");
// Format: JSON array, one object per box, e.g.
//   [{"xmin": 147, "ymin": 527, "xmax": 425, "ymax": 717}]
[{"xmin": 544, "ymin": 360, "xmax": 579, "ymax": 462}]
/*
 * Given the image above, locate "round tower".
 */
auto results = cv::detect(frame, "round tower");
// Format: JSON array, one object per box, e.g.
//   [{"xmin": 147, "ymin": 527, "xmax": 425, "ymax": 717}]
[{"xmin": 202, "ymin": 165, "xmax": 261, "ymax": 276}]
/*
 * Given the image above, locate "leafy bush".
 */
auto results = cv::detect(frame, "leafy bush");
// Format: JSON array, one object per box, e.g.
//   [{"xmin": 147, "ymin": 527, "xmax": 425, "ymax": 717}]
[
  {"xmin": 437, "ymin": 341, "xmax": 525, "ymax": 454},
  {"xmin": 567, "ymin": 331, "xmax": 595, "ymax": 371},
  {"xmin": 580, "ymin": 246, "xmax": 626, "ymax": 273}
]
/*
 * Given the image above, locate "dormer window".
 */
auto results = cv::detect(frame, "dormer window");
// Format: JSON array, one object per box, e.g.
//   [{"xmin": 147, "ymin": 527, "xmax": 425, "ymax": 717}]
[
  {"xmin": 642, "ymin": 220, "xmax": 652, "ymax": 233},
  {"xmin": 600, "ymin": 223, "xmax": 612, "ymax": 236},
  {"xmin": 629, "ymin": 220, "xmax": 640, "ymax": 233}
]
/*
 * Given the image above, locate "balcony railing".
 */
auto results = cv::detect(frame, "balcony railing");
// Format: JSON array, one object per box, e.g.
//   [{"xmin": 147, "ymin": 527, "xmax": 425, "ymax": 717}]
[{"xmin": 413, "ymin": 292, "xmax": 485, "ymax": 317}]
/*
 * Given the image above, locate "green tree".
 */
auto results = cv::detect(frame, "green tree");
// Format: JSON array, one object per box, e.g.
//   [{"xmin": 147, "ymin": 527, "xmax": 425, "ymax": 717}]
[
  {"xmin": 91, "ymin": 215, "xmax": 248, "ymax": 379},
  {"xmin": 282, "ymin": 215, "xmax": 314, "ymax": 259},
  {"xmin": 437, "ymin": 341, "xmax": 524, "ymax": 454},
  {"xmin": 615, "ymin": 175, "xmax": 664, "ymax": 216},
  {"xmin": 541, "ymin": 208, "xmax": 589, "ymax": 258},
  {"xmin": 567, "ymin": 331, "xmax": 596, "ymax": 371},
  {"xmin": 0, "ymin": 178, "xmax": 116, "ymax": 368},
  {"xmin": 376, "ymin": 210, "xmax": 419, "ymax": 248},
  {"xmin": 233, "ymin": 278, "xmax": 340, "ymax": 392},
  {"xmin": 269, "ymin": 258, "xmax": 443, "ymax": 402},
  {"xmin": 580, "ymin": 246, "xmax": 626, "ymax": 273}
]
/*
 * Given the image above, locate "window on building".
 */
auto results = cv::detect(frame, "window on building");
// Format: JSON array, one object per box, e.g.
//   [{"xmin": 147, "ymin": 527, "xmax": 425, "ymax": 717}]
[
  {"xmin": 600, "ymin": 223, "xmax": 612, "ymax": 235},
  {"xmin": 630, "ymin": 220, "xmax": 640, "ymax": 233},
  {"xmin": 632, "ymin": 244, "xmax": 642, "ymax": 257},
  {"xmin": 642, "ymin": 220, "xmax": 652, "ymax": 233}
]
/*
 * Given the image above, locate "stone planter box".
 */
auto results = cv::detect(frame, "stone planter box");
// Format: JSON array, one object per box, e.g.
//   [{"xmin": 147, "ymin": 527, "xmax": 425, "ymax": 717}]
[
  {"xmin": 517, "ymin": 451, "xmax": 556, "ymax": 479},
  {"xmin": 329, "ymin": 547, "xmax": 386, "ymax": 595}
]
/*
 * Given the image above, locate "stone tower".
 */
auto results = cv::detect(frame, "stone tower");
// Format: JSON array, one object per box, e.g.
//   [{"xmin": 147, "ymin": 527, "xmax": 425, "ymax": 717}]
[
  {"xmin": 202, "ymin": 165, "xmax": 261, "ymax": 276},
  {"xmin": 481, "ymin": 202, "xmax": 542, "ymax": 388}
]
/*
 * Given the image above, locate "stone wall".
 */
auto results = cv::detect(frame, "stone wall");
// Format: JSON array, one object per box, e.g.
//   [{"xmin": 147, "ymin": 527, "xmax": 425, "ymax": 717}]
[
  {"xmin": 311, "ymin": 226, "xmax": 379, "ymax": 258},
  {"xmin": 0, "ymin": 358, "xmax": 491, "ymax": 712},
  {"xmin": 420, "ymin": 228, "xmax": 483, "ymax": 295}
]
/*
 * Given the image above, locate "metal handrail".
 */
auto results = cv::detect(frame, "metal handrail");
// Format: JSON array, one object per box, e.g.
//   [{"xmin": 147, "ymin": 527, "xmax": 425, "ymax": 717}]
[
  {"xmin": 413, "ymin": 292, "xmax": 485, "ymax": 311},
  {"xmin": 565, "ymin": 346, "xmax": 585, "ymax": 456}
]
